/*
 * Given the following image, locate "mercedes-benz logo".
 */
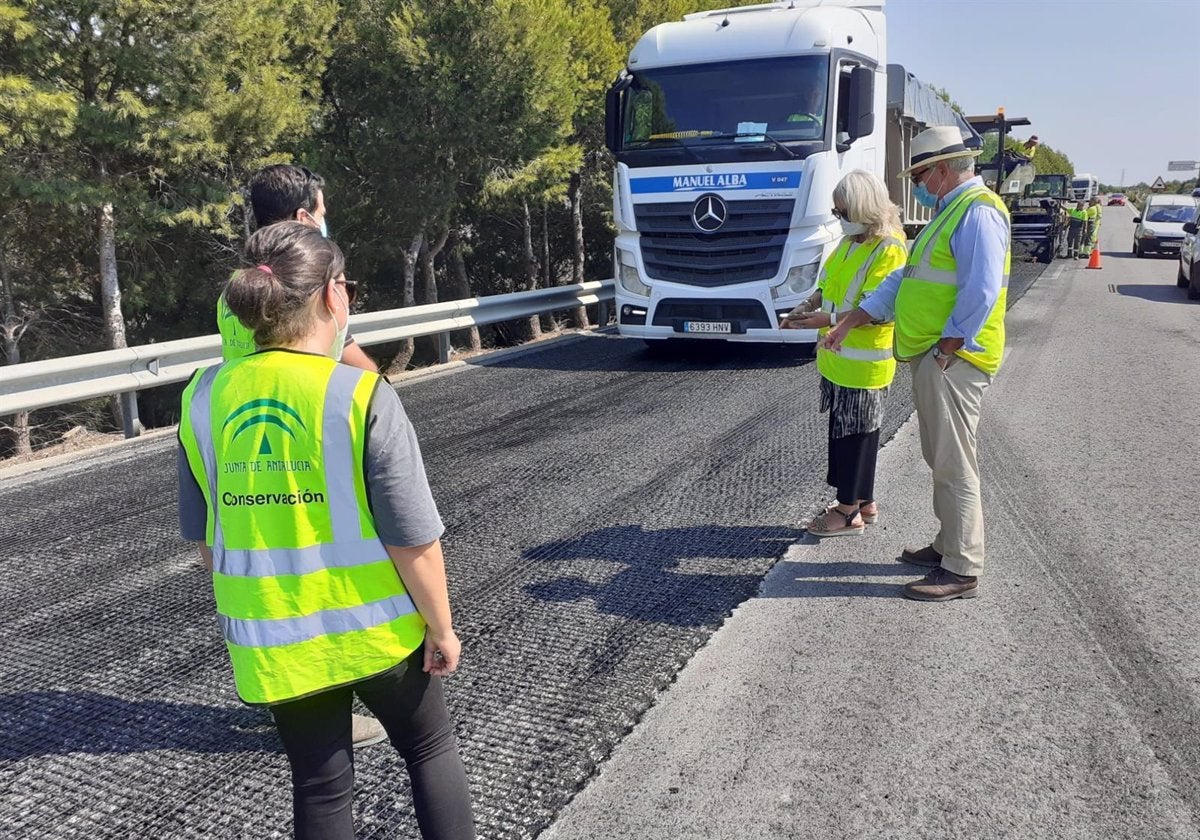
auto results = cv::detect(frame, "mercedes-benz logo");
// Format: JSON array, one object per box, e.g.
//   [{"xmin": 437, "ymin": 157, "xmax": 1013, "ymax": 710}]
[{"xmin": 691, "ymin": 194, "xmax": 728, "ymax": 233}]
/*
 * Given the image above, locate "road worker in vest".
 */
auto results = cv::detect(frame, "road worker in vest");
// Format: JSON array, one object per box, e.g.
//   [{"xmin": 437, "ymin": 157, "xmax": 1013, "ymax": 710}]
[
  {"xmin": 822, "ymin": 126, "xmax": 1010, "ymax": 603},
  {"xmin": 179, "ymin": 223, "xmax": 475, "ymax": 839},
  {"xmin": 1067, "ymin": 200, "xmax": 1089, "ymax": 258},
  {"xmin": 781, "ymin": 170, "xmax": 907, "ymax": 536},
  {"xmin": 1086, "ymin": 195, "xmax": 1103, "ymax": 252},
  {"xmin": 219, "ymin": 164, "xmax": 378, "ymax": 374}
]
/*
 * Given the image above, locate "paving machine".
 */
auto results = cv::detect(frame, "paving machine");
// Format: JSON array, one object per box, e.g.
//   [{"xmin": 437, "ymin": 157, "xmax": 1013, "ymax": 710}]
[{"xmin": 1008, "ymin": 174, "xmax": 1071, "ymax": 263}]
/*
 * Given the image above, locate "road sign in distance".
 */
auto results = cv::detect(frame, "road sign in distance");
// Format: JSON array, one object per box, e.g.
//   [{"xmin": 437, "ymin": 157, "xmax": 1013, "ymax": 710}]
[
  {"xmin": 1167, "ymin": 160, "xmax": 1198, "ymax": 172},
  {"xmin": 1151, "ymin": 176, "xmax": 1166, "ymax": 190}
]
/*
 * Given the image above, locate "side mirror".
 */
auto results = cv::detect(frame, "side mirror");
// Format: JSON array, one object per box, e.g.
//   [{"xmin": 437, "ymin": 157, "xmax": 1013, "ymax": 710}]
[
  {"xmin": 1184, "ymin": 222, "xmax": 1198, "ymax": 234},
  {"xmin": 844, "ymin": 65, "xmax": 875, "ymax": 145},
  {"xmin": 1133, "ymin": 216, "xmax": 1141, "ymax": 223},
  {"xmin": 605, "ymin": 71, "xmax": 633, "ymax": 154}
]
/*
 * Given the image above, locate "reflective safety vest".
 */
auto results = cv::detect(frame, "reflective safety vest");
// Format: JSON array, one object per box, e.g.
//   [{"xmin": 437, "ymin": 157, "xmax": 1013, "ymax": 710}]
[
  {"xmin": 816, "ymin": 233, "xmax": 907, "ymax": 390},
  {"xmin": 178, "ymin": 350, "xmax": 425, "ymax": 704},
  {"xmin": 217, "ymin": 288, "xmax": 256, "ymax": 361},
  {"xmin": 894, "ymin": 185, "xmax": 1010, "ymax": 376},
  {"xmin": 1068, "ymin": 208, "xmax": 1088, "ymax": 223},
  {"xmin": 1086, "ymin": 204, "xmax": 1102, "ymax": 223}
]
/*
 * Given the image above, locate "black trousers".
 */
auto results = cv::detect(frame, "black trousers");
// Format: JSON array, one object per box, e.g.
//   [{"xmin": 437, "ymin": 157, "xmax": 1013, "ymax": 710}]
[
  {"xmin": 269, "ymin": 649, "xmax": 475, "ymax": 840},
  {"xmin": 826, "ymin": 414, "xmax": 881, "ymax": 506}
]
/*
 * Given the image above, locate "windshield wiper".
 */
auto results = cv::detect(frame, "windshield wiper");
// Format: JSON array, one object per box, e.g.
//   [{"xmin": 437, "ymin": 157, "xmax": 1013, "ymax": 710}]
[
  {"xmin": 693, "ymin": 132, "xmax": 798, "ymax": 160},
  {"xmin": 625, "ymin": 137, "xmax": 704, "ymax": 162}
]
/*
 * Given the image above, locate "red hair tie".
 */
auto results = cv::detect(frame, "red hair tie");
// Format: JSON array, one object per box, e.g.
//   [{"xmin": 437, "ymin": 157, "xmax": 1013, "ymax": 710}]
[{"xmin": 256, "ymin": 265, "xmax": 273, "ymax": 275}]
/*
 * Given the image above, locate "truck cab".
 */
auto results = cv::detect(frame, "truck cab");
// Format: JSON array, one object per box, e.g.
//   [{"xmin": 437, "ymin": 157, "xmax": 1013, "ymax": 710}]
[{"xmin": 604, "ymin": 1, "xmax": 886, "ymax": 345}]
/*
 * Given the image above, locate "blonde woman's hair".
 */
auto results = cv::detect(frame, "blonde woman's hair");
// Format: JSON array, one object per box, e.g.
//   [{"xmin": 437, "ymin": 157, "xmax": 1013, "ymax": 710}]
[{"xmin": 833, "ymin": 169, "xmax": 903, "ymax": 241}]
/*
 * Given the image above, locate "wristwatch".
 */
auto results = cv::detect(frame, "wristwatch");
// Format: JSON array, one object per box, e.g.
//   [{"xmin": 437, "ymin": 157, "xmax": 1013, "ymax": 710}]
[{"xmin": 931, "ymin": 346, "xmax": 947, "ymax": 361}]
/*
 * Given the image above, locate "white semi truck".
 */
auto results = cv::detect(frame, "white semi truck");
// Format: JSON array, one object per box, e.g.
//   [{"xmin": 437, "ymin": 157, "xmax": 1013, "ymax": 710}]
[{"xmin": 604, "ymin": 0, "xmax": 978, "ymax": 346}]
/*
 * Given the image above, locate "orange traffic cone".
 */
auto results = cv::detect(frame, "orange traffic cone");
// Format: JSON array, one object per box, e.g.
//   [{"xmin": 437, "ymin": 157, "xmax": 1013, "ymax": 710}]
[{"xmin": 1086, "ymin": 246, "xmax": 1102, "ymax": 269}]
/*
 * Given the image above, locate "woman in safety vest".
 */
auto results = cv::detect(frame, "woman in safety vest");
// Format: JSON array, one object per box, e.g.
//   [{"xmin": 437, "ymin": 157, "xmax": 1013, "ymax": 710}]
[
  {"xmin": 177, "ymin": 222, "xmax": 475, "ymax": 840},
  {"xmin": 781, "ymin": 170, "xmax": 908, "ymax": 537}
]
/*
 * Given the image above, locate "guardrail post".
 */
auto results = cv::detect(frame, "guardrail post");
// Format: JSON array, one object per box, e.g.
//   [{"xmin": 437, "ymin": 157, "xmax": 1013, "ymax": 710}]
[
  {"xmin": 436, "ymin": 332, "xmax": 452, "ymax": 365},
  {"xmin": 119, "ymin": 392, "xmax": 142, "ymax": 439}
]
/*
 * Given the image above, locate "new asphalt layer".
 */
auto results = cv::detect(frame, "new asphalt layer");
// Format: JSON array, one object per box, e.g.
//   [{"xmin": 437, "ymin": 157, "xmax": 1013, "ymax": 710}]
[{"xmin": 3, "ymin": 211, "xmax": 1180, "ymax": 839}]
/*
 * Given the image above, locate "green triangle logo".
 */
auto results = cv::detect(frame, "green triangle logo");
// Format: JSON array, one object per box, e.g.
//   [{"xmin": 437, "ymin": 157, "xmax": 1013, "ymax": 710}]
[{"xmin": 258, "ymin": 435, "xmax": 273, "ymax": 456}]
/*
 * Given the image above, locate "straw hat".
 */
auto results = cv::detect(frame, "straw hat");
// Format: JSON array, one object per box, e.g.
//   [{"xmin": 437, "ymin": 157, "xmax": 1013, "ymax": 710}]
[{"xmin": 898, "ymin": 126, "xmax": 980, "ymax": 178}]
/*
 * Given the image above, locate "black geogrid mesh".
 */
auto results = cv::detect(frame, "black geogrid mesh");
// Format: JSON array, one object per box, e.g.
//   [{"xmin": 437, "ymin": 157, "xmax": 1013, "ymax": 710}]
[{"xmin": 0, "ymin": 263, "xmax": 1045, "ymax": 840}]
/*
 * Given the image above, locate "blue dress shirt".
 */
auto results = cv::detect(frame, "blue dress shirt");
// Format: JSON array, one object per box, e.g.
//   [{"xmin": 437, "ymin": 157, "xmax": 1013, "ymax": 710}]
[{"xmin": 859, "ymin": 176, "xmax": 1009, "ymax": 353}]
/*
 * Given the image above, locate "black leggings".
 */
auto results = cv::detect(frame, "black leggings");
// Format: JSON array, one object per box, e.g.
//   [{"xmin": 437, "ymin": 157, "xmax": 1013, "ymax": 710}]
[{"xmin": 269, "ymin": 649, "xmax": 475, "ymax": 840}]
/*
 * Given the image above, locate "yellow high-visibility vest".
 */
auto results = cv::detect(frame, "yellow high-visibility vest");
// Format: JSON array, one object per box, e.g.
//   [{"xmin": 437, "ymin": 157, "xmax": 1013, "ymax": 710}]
[
  {"xmin": 894, "ymin": 186, "xmax": 1010, "ymax": 376},
  {"xmin": 179, "ymin": 351, "xmax": 425, "ymax": 704},
  {"xmin": 816, "ymin": 234, "xmax": 907, "ymax": 389}
]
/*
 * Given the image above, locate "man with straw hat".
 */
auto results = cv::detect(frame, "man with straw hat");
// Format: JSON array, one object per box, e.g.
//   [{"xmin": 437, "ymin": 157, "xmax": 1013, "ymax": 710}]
[{"xmin": 821, "ymin": 125, "xmax": 1010, "ymax": 603}]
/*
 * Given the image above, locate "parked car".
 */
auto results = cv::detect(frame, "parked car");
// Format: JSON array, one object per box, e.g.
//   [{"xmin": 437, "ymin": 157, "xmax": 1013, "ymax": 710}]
[
  {"xmin": 1132, "ymin": 194, "xmax": 1199, "ymax": 257},
  {"xmin": 1108, "ymin": 193, "xmax": 1127, "ymax": 206},
  {"xmin": 1179, "ymin": 204, "xmax": 1200, "ymax": 300}
]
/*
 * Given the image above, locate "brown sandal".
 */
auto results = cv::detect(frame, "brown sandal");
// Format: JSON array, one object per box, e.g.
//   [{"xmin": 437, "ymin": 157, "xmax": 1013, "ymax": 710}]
[
  {"xmin": 806, "ymin": 505, "xmax": 865, "ymax": 537},
  {"xmin": 858, "ymin": 501, "xmax": 879, "ymax": 525}
]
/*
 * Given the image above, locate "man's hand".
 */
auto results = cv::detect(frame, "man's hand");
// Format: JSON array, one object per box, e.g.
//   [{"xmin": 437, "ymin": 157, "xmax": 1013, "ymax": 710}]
[
  {"xmin": 820, "ymin": 322, "xmax": 849, "ymax": 352},
  {"xmin": 934, "ymin": 337, "xmax": 964, "ymax": 369}
]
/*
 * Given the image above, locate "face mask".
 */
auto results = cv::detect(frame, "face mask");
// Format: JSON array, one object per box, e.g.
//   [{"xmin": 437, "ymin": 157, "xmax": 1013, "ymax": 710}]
[
  {"xmin": 327, "ymin": 294, "xmax": 348, "ymax": 361},
  {"xmin": 840, "ymin": 220, "xmax": 868, "ymax": 236},
  {"xmin": 302, "ymin": 208, "xmax": 329, "ymax": 238},
  {"xmin": 913, "ymin": 183, "xmax": 938, "ymax": 209}
]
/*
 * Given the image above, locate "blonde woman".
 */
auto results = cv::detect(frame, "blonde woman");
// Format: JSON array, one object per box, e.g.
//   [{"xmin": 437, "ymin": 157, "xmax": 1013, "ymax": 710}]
[{"xmin": 782, "ymin": 170, "xmax": 907, "ymax": 536}]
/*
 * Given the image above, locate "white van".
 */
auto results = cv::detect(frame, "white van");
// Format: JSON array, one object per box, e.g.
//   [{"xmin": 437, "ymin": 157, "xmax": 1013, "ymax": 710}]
[{"xmin": 1133, "ymin": 194, "xmax": 1200, "ymax": 257}]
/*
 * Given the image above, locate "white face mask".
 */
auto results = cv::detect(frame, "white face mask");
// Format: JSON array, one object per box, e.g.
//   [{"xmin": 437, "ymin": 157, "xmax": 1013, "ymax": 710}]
[
  {"xmin": 327, "ymin": 291, "xmax": 349, "ymax": 361},
  {"xmin": 840, "ymin": 220, "xmax": 868, "ymax": 236}
]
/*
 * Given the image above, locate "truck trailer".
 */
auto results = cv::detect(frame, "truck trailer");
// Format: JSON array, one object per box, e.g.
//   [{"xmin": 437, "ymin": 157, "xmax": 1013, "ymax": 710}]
[{"xmin": 604, "ymin": 0, "xmax": 979, "ymax": 346}]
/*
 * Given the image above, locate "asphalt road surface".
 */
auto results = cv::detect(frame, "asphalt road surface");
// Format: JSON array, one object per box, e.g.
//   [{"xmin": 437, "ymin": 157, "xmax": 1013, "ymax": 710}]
[
  {"xmin": 0, "ymin": 252, "xmax": 1053, "ymax": 839},
  {"xmin": 544, "ymin": 203, "xmax": 1200, "ymax": 840}
]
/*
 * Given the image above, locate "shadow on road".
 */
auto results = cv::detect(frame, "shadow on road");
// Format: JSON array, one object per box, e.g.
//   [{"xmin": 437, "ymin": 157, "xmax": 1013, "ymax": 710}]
[
  {"xmin": 1116, "ymin": 284, "xmax": 1199, "ymax": 305},
  {"xmin": 0, "ymin": 691, "xmax": 283, "ymax": 760},
  {"xmin": 523, "ymin": 524, "xmax": 802, "ymax": 625}
]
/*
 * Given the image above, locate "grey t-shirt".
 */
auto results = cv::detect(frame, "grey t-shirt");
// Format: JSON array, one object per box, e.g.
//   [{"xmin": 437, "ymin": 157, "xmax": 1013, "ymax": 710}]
[{"xmin": 178, "ymin": 377, "xmax": 443, "ymax": 548}]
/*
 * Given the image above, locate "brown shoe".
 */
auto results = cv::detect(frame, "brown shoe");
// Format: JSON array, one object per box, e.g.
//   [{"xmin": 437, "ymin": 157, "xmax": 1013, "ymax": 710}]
[
  {"xmin": 900, "ymin": 544, "xmax": 943, "ymax": 567},
  {"xmin": 903, "ymin": 567, "xmax": 979, "ymax": 602}
]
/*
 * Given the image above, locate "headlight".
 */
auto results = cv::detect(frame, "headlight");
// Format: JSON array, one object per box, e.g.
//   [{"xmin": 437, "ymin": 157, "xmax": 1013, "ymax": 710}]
[
  {"xmin": 1140, "ymin": 229, "xmax": 1157, "ymax": 239},
  {"xmin": 616, "ymin": 249, "xmax": 651, "ymax": 297},
  {"xmin": 772, "ymin": 262, "xmax": 820, "ymax": 298}
]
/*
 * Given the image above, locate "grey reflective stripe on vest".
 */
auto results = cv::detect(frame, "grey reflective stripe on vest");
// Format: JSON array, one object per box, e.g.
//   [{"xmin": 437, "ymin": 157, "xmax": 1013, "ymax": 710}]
[
  {"xmin": 219, "ymin": 592, "xmax": 417, "ymax": 648},
  {"xmin": 836, "ymin": 346, "xmax": 894, "ymax": 362},
  {"xmin": 190, "ymin": 365, "xmax": 226, "ymax": 550},
  {"xmin": 219, "ymin": 536, "xmax": 392, "ymax": 578},
  {"xmin": 838, "ymin": 236, "xmax": 904, "ymax": 311},
  {"xmin": 323, "ymin": 364, "xmax": 368, "ymax": 544}
]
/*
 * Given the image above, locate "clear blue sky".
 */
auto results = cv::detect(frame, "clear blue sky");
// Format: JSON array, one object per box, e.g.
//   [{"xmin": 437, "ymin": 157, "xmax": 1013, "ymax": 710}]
[{"xmin": 886, "ymin": 0, "xmax": 1200, "ymax": 187}]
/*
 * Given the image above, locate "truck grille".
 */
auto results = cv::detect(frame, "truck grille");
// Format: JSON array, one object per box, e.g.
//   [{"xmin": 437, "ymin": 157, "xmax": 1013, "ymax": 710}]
[{"xmin": 635, "ymin": 199, "xmax": 794, "ymax": 287}]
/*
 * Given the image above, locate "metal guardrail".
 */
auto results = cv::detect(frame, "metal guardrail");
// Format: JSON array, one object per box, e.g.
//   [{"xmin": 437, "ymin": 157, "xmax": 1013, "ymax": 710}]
[{"xmin": 0, "ymin": 280, "xmax": 615, "ymax": 434}]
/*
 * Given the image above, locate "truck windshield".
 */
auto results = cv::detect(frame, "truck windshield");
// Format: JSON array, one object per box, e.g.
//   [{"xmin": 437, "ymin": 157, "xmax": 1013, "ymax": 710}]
[{"xmin": 619, "ymin": 56, "xmax": 828, "ymax": 161}]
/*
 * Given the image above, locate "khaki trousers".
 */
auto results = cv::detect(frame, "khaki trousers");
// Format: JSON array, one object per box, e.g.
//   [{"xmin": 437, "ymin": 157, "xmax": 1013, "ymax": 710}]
[{"xmin": 910, "ymin": 350, "xmax": 993, "ymax": 577}]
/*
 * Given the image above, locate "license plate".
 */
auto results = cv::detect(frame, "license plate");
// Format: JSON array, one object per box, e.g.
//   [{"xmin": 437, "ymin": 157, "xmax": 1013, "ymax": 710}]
[
  {"xmin": 683, "ymin": 321, "xmax": 732, "ymax": 334},
  {"xmin": 1163, "ymin": 241, "xmax": 1181, "ymax": 249}
]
